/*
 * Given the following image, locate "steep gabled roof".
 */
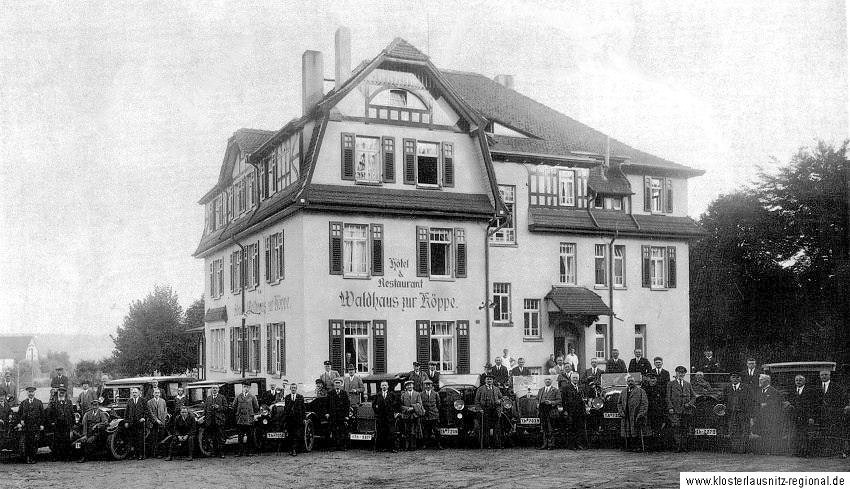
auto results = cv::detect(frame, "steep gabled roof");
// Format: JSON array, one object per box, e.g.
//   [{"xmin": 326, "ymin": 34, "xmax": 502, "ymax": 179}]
[
  {"xmin": 232, "ymin": 128, "xmax": 275, "ymax": 154},
  {"xmin": 199, "ymin": 128, "xmax": 275, "ymax": 204},
  {"xmin": 441, "ymin": 70, "xmax": 703, "ymax": 177}
]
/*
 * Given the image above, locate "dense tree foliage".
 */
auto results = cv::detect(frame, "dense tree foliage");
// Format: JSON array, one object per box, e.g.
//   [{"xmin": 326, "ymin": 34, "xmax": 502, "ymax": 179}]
[{"xmin": 691, "ymin": 141, "xmax": 849, "ymax": 370}]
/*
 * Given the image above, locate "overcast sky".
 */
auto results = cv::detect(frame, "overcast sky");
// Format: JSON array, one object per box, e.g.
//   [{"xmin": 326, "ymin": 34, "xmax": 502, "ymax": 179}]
[{"xmin": 1, "ymin": 1, "xmax": 846, "ymax": 336}]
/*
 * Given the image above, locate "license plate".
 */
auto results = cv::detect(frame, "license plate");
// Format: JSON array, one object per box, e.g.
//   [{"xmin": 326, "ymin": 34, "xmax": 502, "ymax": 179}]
[
  {"xmin": 349, "ymin": 433, "xmax": 372, "ymax": 441},
  {"xmin": 520, "ymin": 417, "xmax": 540, "ymax": 425},
  {"xmin": 694, "ymin": 428, "xmax": 717, "ymax": 436},
  {"xmin": 439, "ymin": 428, "xmax": 458, "ymax": 436},
  {"xmin": 74, "ymin": 442, "xmax": 81, "ymax": 449},
  {"xmin": 603, "ymin": 412, "xmax": 621, "ymax": 419},
  {"xmin": 265, "ymin": 432, "xmax": 286, "ymax": 439}
]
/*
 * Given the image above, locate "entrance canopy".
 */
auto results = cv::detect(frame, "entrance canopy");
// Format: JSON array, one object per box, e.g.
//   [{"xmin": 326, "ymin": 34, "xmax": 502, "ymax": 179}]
[
  {"xmin": 203, "ymin": 307, "xmax": 227, "ymax": 323},
  {"xmin": 545, "ymin": 286, "xmax": 613, "ymax": 317}
]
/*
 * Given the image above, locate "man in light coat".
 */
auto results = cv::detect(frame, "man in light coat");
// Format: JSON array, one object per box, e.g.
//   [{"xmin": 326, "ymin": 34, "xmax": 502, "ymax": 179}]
[
  {"xmin": 618, "ymin": 375, "xmax": 648, "ymax": 451},
  {"xmin": 320, "ymin": 360, "xmax": 340, "ymax": 391},
  {"xmin": 400, "ymin": 380, "xmax": 423, "ymax": 451},
  {"xmin": 146, "ymin": 387, "xmax": 168, "ymax": 458},
  {"xmin": 420, "ymin": 379, "xmax": 441, "ymax": 449},
  {"xmin": 342, "ymin": 365, "xmax": 364, "ymax": 405},
  {"xmin": 666, "ymin": 366, "xmax": 696, "ymax": 452},
  {"xmin": 537, "ymin": 377, "xmax": 560, "ymax": 450},
  {"xmin": 76, "ymin": 380, "xmax": 96, "ymax": 413},
  {"xmin": 231, "ymin": 381, "xmax": 259, "ymax": 456}
]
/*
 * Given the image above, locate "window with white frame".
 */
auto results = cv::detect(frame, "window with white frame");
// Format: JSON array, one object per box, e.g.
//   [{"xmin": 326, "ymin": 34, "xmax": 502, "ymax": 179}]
[
  {"xmin": 650, "ymin": 177, "xmax": 663, "ymax": 213},
  {"xmin": 248, "ymin": 324, "xmax": 261, "ymax": 372},
  {"xmin": 265, "ymin": 231, "xmax": 284, "ymax": 283},
  {"xmin": 594, "ymin": 244, "xmax": 607, "ymax": 287},
  {"xmin": 246, "ymin": 242, "xmax": 259, "ymax": 288},
  {"xmin": 493, "ymin": 283, "xmax": 511, "ymax": 324},
  {"xmin": 416, "ymin": 142, "xmax": 440, "ymax": 186},
  {"xmin": 559, "ymin": 243, "xmax": 577, "ymax": 284},
  {"xmin": 491, "ymin": 185, "xmax": 516, "ymax": 244},
  {"xmin": 230, "ymin": 327, "xmax": 242, "ymax": 372},
  {"xmin": 210, "ymin": 328, "xmax": 225, "ymax": 371},
  {"xmin": 230, "ymin": 250, "xmax": 242, "ymax": 293},
  {"xmin": 429, "ymin": 228, "xmax": 452, "ymax": 278},
  {"xmin": 343, "ymin": 224, "xmax": 369, "ymax": 277},
  {"xmin": 209, "ymin": 258, "xmax": 223, "ymax": 298},
  {"xmin": 650, "ymin": 247, "xmax": 666, "ymax": 288},
  {"xmin": 613, "ymin": 245, "xmax": 626, "ymax": 288},
  {"xmin": 634, "ymin": 324, "xmax": 646, "ymax": 352},
  {"xmin": 355, "ymin": 136, "xmax": 381, "ymax": 183},
  {"xmin": 523, "ymin": 299, "xmax": 541, "ymax": 338},
  {"xmin": 267, "ymin": 323, "xmax": 285, "ymax": 376},
  {"xmin": 430, "ymin": 321, "xmax": 455, "ymax": 372},
  {"xmin": 344, "ymin": 321, "xmax": 370, "ymax": 373},
  {"xmin": 558, "ymin": 170, "xmax": 575, "ymax": 206},
  {"xmin": 595, "ymin": 324, "xmax": 608, "ymax": 360}
]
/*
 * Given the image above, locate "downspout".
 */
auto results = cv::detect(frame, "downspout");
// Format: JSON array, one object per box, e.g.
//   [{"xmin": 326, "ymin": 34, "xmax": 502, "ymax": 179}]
[{"xmin": 608, "ymin": 230, "xmax": 618, "ymax": 359}]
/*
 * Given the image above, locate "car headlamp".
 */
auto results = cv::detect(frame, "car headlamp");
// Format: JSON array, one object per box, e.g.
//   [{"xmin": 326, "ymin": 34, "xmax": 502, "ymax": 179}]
[
  {"xmin": 591, "ymin": 398, "xmax": 604, "ymax": 410},
  {"xmin": 453, "ymin": 400, "xmax": 464, "ymax": 411},
  {"xmin": 501, "ymin": 399, "xmax": 513, "ymax": 410}
]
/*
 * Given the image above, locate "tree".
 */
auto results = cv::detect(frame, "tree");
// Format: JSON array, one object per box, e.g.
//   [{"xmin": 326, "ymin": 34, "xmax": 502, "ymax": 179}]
[
  {"xmin": 75, "ymin": 360, "xmax": 100, "ymax": 384},
  {"xmin": 111, "ymin": 285, "xmax": 197, "ymax": 376},
  {"xmin": 184, "ymin": 297, "xmax": 205, "ymax": 331}
]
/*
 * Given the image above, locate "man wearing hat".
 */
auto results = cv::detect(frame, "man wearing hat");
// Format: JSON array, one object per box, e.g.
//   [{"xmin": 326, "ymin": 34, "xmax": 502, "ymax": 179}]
[
  {"xmin": 643, "ymin": 371, "xmax": 667, "ymax": 451},
  {"xmin": 475, "ymin": 374, "xmax": 503, "ymax": 449},
  {"xmin": 723, "ymin": 372, "xmax": 751, "ymax": 453},
  {"xmin": 18, "ymin": 386, "xmax": 44, "ymax": 464},
  {"xmin": 400, "ymin": 380, "xmax": 423, "ymax": 450},
  {"xmin": 202, "ymin": 385, "xmax": 227, "ymax": 458},
  {"xmin": 77, "ymin": 379, "xmax": 96, "ymax": 414},
  {"xmin": 666, "ymin": 366, "xmax": 696, "ymax": 452},
  {"xmin": 50, "ymin": 366, "xmax": 71, "ymax": 401},
  {"xmin": 426, "ymin": 361, "xmax": 441, "ymax": 390},
  {"xmin": 537, "ymin": 377, "xmax": 560, "ymax": 450},
  {"xmin": 78, "ymin": 396, "xmax": 109, "ymax": 462},
  {"xmin": 697, "ymin": 348, "xmax": 721, "ymax": 374},
  {"xmin": 408, "ymin": 362, "xmax": 427, "ymax": 392},
  {"xmin": 232, "ymin": 381, "xmax": 259, "ymax": 456},
  {"xmin": 326, "ymin": 377, "xmax": 350, "ymax": 450},
  {"xmin": 420, "ymin": 379, "xmax": 442, "ymax": 449},
  {"xmin": 48, "ymin": 386, "xmax": 76, "ymax": 461},
  {"xmin": 0, "ymin": 371, "xmax": 16, "ymax": 405},
  {"xmin": 478, "ymin": 362, "xmax": 494, "ymax": 386},
  {"xmin": 320, "ymin": 360, "xmax": 341, "ymax": 391},
  {"xmin": 343, "ymin": 365, "xmax": 365, "ymax": 405}
]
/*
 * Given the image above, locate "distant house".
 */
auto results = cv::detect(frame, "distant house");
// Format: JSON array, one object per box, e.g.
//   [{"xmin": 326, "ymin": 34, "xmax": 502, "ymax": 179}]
[{"xmin": 0, "ymin": 336, "xmax": 38, "ymax": 371}]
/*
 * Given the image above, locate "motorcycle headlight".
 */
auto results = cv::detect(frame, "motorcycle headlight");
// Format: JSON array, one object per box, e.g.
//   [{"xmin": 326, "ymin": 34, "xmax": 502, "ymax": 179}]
[
  {"xmin": 456, "ymin": 413, "xmax": 462, "ymax": 419},
  {"xmin": 591, "ymin": 398, "xmax": 604, "ymax": 410},
  {"xmin": 501, "ymin": 399, "xmax": 513, "ymax": 410},
  {"xmin": 453, "ymin": 400, "xmax": 464, "ymax": 411}
]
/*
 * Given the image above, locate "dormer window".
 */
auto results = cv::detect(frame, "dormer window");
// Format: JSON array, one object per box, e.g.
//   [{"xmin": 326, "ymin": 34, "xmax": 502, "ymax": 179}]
[
  {"xmin": 367, "ymin": 87, "xmax": 430, "ymax": 124},
  {"xmin": 387, "ymin": 89, "xmax": 408, "ymax": 107}
]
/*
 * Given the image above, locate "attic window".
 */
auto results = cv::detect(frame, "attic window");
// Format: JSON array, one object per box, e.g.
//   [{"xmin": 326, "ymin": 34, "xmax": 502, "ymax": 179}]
[
  {"xmin": 388, "ymin": 89, "xmax": 407, "ymax": 106},
  {"xmin": 368, "ymin": 88, "xmax": 430, "ymax": 124}
]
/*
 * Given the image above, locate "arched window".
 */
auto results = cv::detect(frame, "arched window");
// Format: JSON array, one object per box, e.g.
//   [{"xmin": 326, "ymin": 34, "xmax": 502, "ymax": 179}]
[{"xmin": 367, "ymin": 87, "xmax": 431, "ymax": 124}]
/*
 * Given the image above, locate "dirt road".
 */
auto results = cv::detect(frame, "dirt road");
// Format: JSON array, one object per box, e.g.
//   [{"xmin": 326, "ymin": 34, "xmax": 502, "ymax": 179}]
[{"xmin": 5, "ymin": 448, "xmax": 848, "ymax": 489}]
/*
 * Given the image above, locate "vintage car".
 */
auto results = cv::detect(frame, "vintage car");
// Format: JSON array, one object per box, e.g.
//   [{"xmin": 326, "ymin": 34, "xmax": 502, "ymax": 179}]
[
  {"xmin": 436, "ymin": 375, "xmax": 516, "ymax": 448},
  {"xmin": 185, "ymin": 376, "xmax": 269, "ymax": 457},
  {"xmin": 99, "ymin": 375, "xmax": 195, "ymax": 460},
  {"xmin": 346, "ymin": 373, "xmax": 408, "ymax": 446}
]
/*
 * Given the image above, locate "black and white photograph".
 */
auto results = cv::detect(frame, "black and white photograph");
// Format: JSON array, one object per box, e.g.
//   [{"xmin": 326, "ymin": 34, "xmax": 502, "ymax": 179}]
[{"xmin": 1, "ymin": 1, "xmax": 847, "ymax": 487}]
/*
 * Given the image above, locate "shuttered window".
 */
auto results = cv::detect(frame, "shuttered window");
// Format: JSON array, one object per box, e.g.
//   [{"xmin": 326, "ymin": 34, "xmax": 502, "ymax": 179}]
[
  {"xmin": 329, "ymin": 221, "xmax": 383, "ymax": 278},
  {"xmin": 415, "ymin": 226, "xmax": 466, "ymax": 279},
  {"xmin": 403, "ymin": 139, "xmax": 416, "ymax": 184},
  {"xmin": 373, "ymin": 320, "xmax": 387, "ymax": 374},
  {"xmin": 456, "ymin": 321, "xmax": 470, "ymax": 374},
  {"xmin": 329, "ymin": 320, "xmax": 344, "ymax": 373},
  {"xmin": 370, "ymin": 224, "xmax": 384, "ymax": 276},
  {"xmin": 382, "ymin": 137, "xmax": 395, "ymax": 183},
  {"xmin": 667, "ymin": 246, "xmax": 677, "ymax": 288},
  {"xmin": 454, "ymin": 228, "xmax": 466, "ymax": 278},
  {"xmin": 442, "ymin": 142, "xmax": 454, "ymax": 187},
  {"xmin": 341, "ymin": 133, "xmax": 354, "ymax": 180},
  {"xmin": 266, "ymin": 323, "xmax": 285, "ymax": 376},
  {"xmin": 416, "ymin": 320, "xmax": 431, "ymax": 367},
  {"xmin": 645, "ymin": 175, "xmax": 673, "ymax": 213},
  {"xmin": 641, "ymin": 245, "xmax": 676, "ymax": 289},
  {"xmin": 329, "ymin": 222, "xmax": 343, "ymax": 275}
]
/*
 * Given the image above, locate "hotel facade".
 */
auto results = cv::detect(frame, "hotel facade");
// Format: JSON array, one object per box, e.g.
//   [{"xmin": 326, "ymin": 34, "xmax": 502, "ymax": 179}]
[{"xmin": 193, "ymin": 29, "xmax": 704, "ymax": 386}]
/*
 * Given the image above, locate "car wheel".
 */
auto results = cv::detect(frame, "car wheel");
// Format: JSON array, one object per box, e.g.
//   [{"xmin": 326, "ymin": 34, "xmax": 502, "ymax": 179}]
[
  {"xmin": 303, "ymin": 419, "xmax": 314, "ymax": 453},
  {"xmin": 107, "ymin": 431, "xmax": 130, "ymax": 460},
  {"xmin": 196, "ymin": 427, "xmax": 214, "ymax": 458}
]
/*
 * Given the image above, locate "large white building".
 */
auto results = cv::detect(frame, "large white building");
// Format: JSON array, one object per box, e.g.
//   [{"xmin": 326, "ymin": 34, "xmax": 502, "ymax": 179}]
[{"xmin": 193, "ymin": 30, "xmax": 703, "ymax": 385}]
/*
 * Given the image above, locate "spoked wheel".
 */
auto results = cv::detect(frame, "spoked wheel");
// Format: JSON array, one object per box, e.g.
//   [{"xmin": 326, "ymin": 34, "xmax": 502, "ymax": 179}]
[
  {"xmin": 196, "ymin": 427, "xmax": 214, "ymax": 457},
  {"xmin": 303, "ymin": 419, "xmax": 314, "ymax": 453},
  {"xmin": 107, "ymin": 431, "xmax": 130, "ymax": 460}
]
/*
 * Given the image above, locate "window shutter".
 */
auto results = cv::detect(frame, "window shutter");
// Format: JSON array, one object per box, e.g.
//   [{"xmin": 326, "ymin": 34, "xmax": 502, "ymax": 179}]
[
  {"xmin": 329, "ymin": 221, "xmax": 343, "ymax": 275},
  {"xmin": 403, "ymin": 138, "xmax": 416, "ymax": 184},
  {"xmin": 370, "ymin": 224, "xmax": 384, "ymax": 276},
  {"xmin": 454, "ymin": 228, "xmax": 467, "ymax": 278},
  {"xmin": 456, "ymin": 321, "xmax": 470, "ymax": 374},
  {"xmin": 279, "ymin": 230, "xmax": 285, "ymax": 280},
  {"xmin": 329, "ymin": 320, "xmax": 344, "ymax": 373},
  {"xmin": 667, "ymin": 246, "xmax": 677, "ymax": 288},
  {"xmin": 665, "ymin": 177, "xmax": 674, "ymax": 213},
  {"xmin": 266, "ymin": 323, "xmax": 274, "ymax": 374},
  {"xmin": 280, "ymin": 322, "xmax": 286, "ymax": 376},
  {"xmin": 442, "ymin": 142, "xmax": 454, "ymax": 187},
  {"xmin": 382, "ymin": 137, "xmax": 395, "ymax": 183},
  {"xmin": 641, "ymin": 245, "xmax": 651, "ymax": 288},
  {"xmin": 341, "ymin": 133, "xmax": 354, "ymax": 180},
  {"xmin": 264, "ymin": 236, "xmax": 271, "ymax": 282},
  {"xmin": 253, "ymin": 241, "xmax": 260, "ymax": 287},
  {"xmin": 416, "ymin": 320, "xmax": 431, "ymax": 367},
  {"xmin": 373, "ymin": 320, "xmax": 387, "ymax": 374},
  {"xmin": 643, "ymin": 176, "xmax": 651, "ymax": 211},
  {"xmin": 416, "ymin": 226, "xmax": 429, "ymax": 277}
]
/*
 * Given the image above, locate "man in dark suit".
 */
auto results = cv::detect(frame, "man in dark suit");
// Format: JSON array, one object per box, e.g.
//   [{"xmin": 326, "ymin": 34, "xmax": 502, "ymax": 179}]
[
  {"xmin": 407, "ymin": 362, "xmax": 428, "ymax": 392},
  {"xmin": 561, "ymin": 372, "xmax": 586, "ymax": 450},
  {"xmin": 426, "ymin": 361, "xmax": 442, "ymax": 390},
  {"xmin": 491, "ymin": 357, "xmax": 510, "ymax": 388},
  {"xmin": 582, "ymin": 357, "xmax": 603, "ymax": 394},
  {"xmin": 50, "ymin": 366, "xmax": 71, "ymax": 400},
  {"xmin": 697, "ymin": 348, "xmax": 721, "ymax": 374},
  {"xmin": 754, "ymin": 374, "xmax": 783, "ymax": 454},
  {"xmin": 606, "ymin": 349, "xmax": 627, "ymax": 374},
  {"xmin": 17, "ymin": 386, "xmax": 44, "ymax": 464},
  {"xmin": 167, "ymin": 405, "xmax": 196, "ymax": 461},
  {"xmin": 326, "ymin": 378, "xmax": 350, "ymax": 450},
  {"xmin": 817, "ymin": 370, "xmax": 845, "ymax": 455},
  {"xmin": 667, "ymin": 366, "xmax": 696, "ymax": 452},
  {"xmin": 0, "ymin": 372, "xmax": 16, "ymax": 405},
  {"xmin": 48, "ymin": 386, "xmax": 76, "ymax": 461},
  {"xmin": 282, "ymin": 383, "xmax": 305, "ymax": 456},
  {"xmin": 124, "ymin": 387, "xmax": 148, "ymax": 460},
  {"xmin": 786, "ymin": 374, "xmax": 821, "ymax": 457},
  {"xmin": 722, "ymin": 372, "xmax": 751, "ymax": 452},
  {"xmin": 650, "ymin": 357, "xmax": 671, "ymax": 386},
  {"xmin": 372, "ymin": 380, "xmax": 400, "ymax": 452},
  {"xmin": 78, "ymin": 396, "xmax": 109, "ymax": 463},
  {"xmin": 537, "ymin": 377, "xmax": 560, "ymax": 450},
  {"xmin": 202, "ymin": 385, "xmax": 227, "ymax": 458},
  {"xmin": 510, "ymin": 357, "xmax": 531, "ymax": 377},
  {"xmin": 628, "ymin": 349, "xmax": 652, "ymax": 377}
]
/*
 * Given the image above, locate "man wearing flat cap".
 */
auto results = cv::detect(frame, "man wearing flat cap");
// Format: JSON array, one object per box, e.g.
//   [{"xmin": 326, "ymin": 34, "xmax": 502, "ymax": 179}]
[
  {"xmin": 420, "ymin": 379, "xmax": 442, "ymax": 449},
  {"xmin": 426, "ymin": 361, "xmax": 441, "ymax": 390},
  {"xmin": 667, "ymin": 366, "xmax": 696, "ymax": 452},
  {"xmin": 202, "ymin": 385, "xmax": 227, "ymax": 458},
  {"xmin": 77, "ymin": 379, "xmax": 96, "ymax": 414},
  {"xmin": 18, "ymin": 386, "xmax": 44, "ymax": 464},
  {"xmin": 723, "ymin": 372, "xmax": 751, "ymax": 453},
  {"xmin": 320, "ymin": 360, "xmax": 340, "ymax": 391},
  {"xmin": 78, "ymin": 396, "xmax": 109, "ymax": 463},
  {"xmin": 50, "ymin": 366, "xmax": 71, "ymax": 401},
  {"xmin": 232, "ymin": 381, "xmax": 259, "ymax": 456},
  {"xmin": 408, "ymin": 362, "xmax": 427, "ymax": 392},
  {"xmin": 48, "ymin": 386, "xmax": 76, "ymax": 461},
  {"xmin": 343, "ymin": 365, "xmax": 364, "ymax": 405},
  {"xmin": 475, "ymin": 374, "xmax": 503, "ymax": 449},
  {"xmin": 400, "ymin": 380, "xmax": 422, "ymax": 450},
  {"xmin": 326, "ymin": 378, "xmax": 350, "ymax": 450}
]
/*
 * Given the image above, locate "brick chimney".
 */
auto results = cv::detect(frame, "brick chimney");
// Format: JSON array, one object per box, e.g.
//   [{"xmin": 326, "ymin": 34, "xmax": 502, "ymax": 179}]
[
  {"xmin": 494, "ymin": 74, "xmax": 515, "ymax": 90},
  {"xmin": 335, "ymin": 27, "xmax": 351, "ymax": 90},
  {"xmin": 302, "ymin": 50, "xmax": 324, "ymax": 115}
]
